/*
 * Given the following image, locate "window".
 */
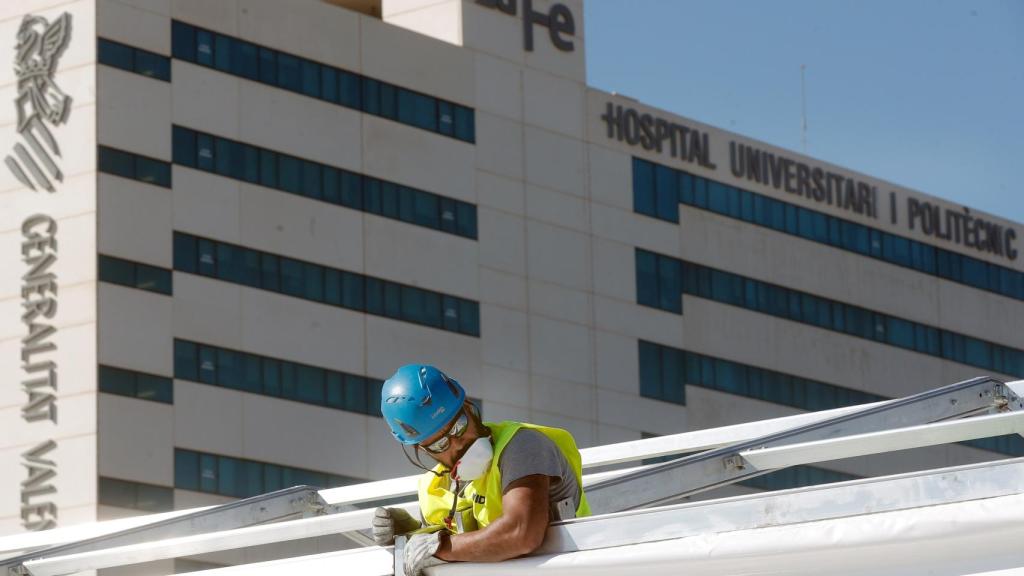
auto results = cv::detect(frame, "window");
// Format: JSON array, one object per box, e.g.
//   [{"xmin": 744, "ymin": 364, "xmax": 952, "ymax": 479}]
[
  {"xmin": 170, "ymin": 21, "xmax": 475, "ymax": 143},
  {"xmin": 639, "ymin": 340, "xmax": 883, "ymax": 412},
  {"xmin": 100, "ymin": 477, "xmax": 173, "ymax": 512},
  {"xmin": 98, "ymin": 146, "xmax": 171, "ymax": 188},
  {"xmin": 98, "ymin": 254, "xmax": 173, "ymax": 295},
  {"xmin": 172, "ymin": 126, "xmax": 477, "ymax": 239},
  {"xmin": 174, "ymin": 338, "xmax": 387, "ymax": 417},
  {"xmin": 98, "ymin": 38, "xmax": 171, "ymax": 81},
  {"xmin": 638, "ymin": 248, "xmax": 1024, "ymax": 378},
  {"xmin": 100, "ymin": 365, "xmax": 173, "ymax": 403},
  {"xmin": 174, "ymin": 448, "xmax": 361, "ymax": 499},
  {"xmin": 632, "ymin": 157, "xmax": 1024, "ymax": 303},
  {"xmin": 174, "ymin": 232, "xmax": 480, "ymax": 337},
  {"xmin": 635, "ymin": 249, "xmax": 681, "ymax": 314}
]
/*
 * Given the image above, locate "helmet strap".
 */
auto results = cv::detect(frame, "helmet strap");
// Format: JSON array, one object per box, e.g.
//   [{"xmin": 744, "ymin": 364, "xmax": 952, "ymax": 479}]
[{"xmin": 401, "ymin": 444, "xmax": 446, "ymax": 477}]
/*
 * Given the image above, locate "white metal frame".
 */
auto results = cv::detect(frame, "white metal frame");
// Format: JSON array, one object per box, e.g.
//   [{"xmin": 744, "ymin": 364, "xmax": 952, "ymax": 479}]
[{"xmin": 3, "ymin": 377, "xmax": 1022, "ymax": 576}]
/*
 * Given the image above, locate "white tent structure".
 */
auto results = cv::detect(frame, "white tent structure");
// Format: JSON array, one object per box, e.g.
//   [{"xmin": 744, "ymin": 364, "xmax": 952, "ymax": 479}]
[{"xmin": 2, "ymin": 376, "xmax": 1023, "ymax": 576}]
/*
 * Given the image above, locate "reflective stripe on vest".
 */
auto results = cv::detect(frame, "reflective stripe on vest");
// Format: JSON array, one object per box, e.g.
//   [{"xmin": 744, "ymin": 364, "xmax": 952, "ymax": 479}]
[{"xmin": 417, "ymin": 421, "xmax": 591, "ymax": 533}]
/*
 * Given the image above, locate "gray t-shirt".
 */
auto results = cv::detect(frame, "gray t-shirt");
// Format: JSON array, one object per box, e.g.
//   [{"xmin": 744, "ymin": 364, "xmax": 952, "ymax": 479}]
[{"xmin": 497, "ymin": 429, "xmax": 580, "ymax": 520}]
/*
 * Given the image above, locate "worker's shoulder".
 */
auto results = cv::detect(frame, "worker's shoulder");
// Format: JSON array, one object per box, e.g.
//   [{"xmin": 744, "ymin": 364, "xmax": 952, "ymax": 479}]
[{"xmin": 503, "ymin": 427, "xmax": 562, "ymax": 458}]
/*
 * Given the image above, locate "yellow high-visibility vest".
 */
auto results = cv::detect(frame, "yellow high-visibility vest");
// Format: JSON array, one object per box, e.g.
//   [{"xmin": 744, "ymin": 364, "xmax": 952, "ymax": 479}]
[{"xmin": 417, "ymin": 421, "xmax": 590, "ymax": 532}]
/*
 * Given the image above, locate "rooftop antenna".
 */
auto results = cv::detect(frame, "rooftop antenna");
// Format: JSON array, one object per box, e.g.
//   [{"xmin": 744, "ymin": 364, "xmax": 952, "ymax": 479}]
[{"xmin": 800, "ymin": 64, "xmax": 808, "ymax": 153}]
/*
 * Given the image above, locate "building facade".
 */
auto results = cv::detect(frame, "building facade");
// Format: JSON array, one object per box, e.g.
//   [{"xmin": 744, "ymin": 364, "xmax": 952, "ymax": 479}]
[{"xmin": 1, "ymin": 0, "xmax": 1022, "ymax": 555}]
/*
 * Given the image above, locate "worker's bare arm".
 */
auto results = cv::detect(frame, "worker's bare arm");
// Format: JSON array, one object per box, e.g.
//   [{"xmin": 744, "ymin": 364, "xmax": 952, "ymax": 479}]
[{"xmin": 434, "ymin": 474, "xmax": 550, "ymax": 562}]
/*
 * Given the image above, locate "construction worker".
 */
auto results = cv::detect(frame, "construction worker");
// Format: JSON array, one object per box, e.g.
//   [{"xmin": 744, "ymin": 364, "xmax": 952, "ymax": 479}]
[{"xmin": 372, "ymin": 364, "xmax": 590, "ymax": 575}]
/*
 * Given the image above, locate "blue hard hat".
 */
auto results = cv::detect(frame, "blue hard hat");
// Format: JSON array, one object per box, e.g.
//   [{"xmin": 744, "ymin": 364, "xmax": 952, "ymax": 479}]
[{"xmin": 381, "ymin": 364, "xmax": 466, "ymax": 445}]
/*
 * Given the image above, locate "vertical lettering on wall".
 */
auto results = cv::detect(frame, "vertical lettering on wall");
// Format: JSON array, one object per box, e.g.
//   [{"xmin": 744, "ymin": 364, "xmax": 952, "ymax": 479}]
[{"xmin": 9, "ymin": 11, "xmax": 73, "ymax": 532}]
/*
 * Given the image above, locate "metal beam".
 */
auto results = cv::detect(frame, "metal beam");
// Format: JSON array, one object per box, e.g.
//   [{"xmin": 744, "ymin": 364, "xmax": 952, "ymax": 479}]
[
  {"xmin": 584, "ymin": 376, "xmax": 1020, "ymax": 513},
  {"xmin": 739, "ymin": 410, "xmax": 1024, "ymax": 470},
  {"xmin": 3, "ymin": 486, "xmax": 322, "ymax": 576}
]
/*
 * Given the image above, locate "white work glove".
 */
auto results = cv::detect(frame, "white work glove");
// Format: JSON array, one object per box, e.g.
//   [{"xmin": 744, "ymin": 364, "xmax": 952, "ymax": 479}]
[
  {"xmin": 404, "ymin": 531, "xmax": 447, "ymax": 576},
  {"xmin": 371, "ymin": 507, "xmax": 422, "ymax": 546}
]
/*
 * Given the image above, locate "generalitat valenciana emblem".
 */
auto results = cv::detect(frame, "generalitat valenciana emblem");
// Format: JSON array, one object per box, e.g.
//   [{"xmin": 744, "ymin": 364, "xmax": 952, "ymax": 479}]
[{"xmin": 6, "ymin": 12, "xmax": 73, "ymax": 192}]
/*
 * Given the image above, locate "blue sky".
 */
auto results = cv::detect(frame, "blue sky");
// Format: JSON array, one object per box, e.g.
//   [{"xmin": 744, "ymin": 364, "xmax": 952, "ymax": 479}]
[{"xmin": 584, "ymin": 0, "xmax": 1023, "ymax": 224}]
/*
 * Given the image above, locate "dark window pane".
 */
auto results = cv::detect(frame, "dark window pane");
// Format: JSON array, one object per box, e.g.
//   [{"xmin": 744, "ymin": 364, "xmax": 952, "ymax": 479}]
[
  {"xmin": 261, "ymin": 253, "xmax": 280, "ymax": 291},
  {"xmin": 341, "ymin": 272, "xmax": 364, "ymax": 310},
  {"xmin": 440, "ymin": 198, "xmax": 457, "ymax": 233},
  {"xmin": 136, "ymin": 156, "xmax": 171, "ymax": 187},
  {"xmin": 301, "ymin": 60, "xmax": 321, "ymax": 97},
  {"xmin": 296, "ymin": 365, "xmax": 325, "ymax": 405},
  {"xmin": 638, "ymin": 341, "xmax": 661, "ymax": 399},
  {"xmin": 136, "ymin": 374, "xmax": 173, "ymax": 403},
  {"xmin": 380, "ymin": 182, "xmax": 399, "ymax": 218},
  {"xmin": 438, "ymin": 100, "xmax": 454, "ymax": 136},
  {"xmin": 654, "ymin": 164, "xmax": 679, "ymax": 222},
  {"xmin": 197, "ymin": 239, "xmax": 217, "ymax": 277},
  {"xmin": 217, "ymin": 348, "xmax": 240, "ymax": 389},
  {"xmin": 636, "ymin": 250, "xmax": 657, "ymax": 308},
  {"xmin": 258, "ymin": 47, "xmax": 277, "ymax": 84},
  {"xmin": 340, "ymin": 172, "xmax": 362, "ymax": 208},
  {"xmin": 174, "ymin": 340, "xmax": 198, "ymax": 381},
  {"xmin": 99, "ymin": 365, "xmax": 135, "ymax": 397},
  {"xmin": 280, "ymin": 258, "xmax": 304, "ymax": 297},
  {"xmin": 241, "ymin": 144, "xmax": 260, "ymax": 184},
  {"xmin": 633, "ymin": 159, "xmax": 655, "ymax": 217},
  {"xmin": 326, "ymin": 372, "xmax": 344, "ymax": 408},
  {"xmin": 277, "ymin": 53, "xmax": 301, "ymax": 91},
  {"xmin": 233, "ymin": 39, "xmax": 258, "ymax": 80},
  {"xmin": 365, "ymin": 278, "xmax": 384, "ymax": 315},
  {"xmin": 383, "ymin": 283, "xmax": 401, "ymax": 318},
  {"xmin": 459, "ymin": 299, "xmax": 480, "ymax": 336},
  {"xmin": 304, "ymin": 263, "xmax": 324, "ymax": 301},
  {"xmin": 263, "ymin": 358, "xmax": 281, "ymax": 396},
  {"xmin": 401, "ymin": 286, "xmax": 424, "ymax": 324},
  {"xmin": 279, "ymin": 155, "xmax": 301, "ymax": 193},
  {"xmin": 197, "ymin": 133, "xmax": 214, "ymax": 171},
  {"xmin": 344, "ymin": 375, "xmax": 368, "ymax": 413},
  {"xmin": 175, "ymin": 450, "xmax": 199, "ymax": 491},
  {"xmin": 454, "ymin": 105, "xmax": 474, "ymax": 142},
  {"xmin": 397, "ymin": 89, "xmax": 415, "ymax": 124},
  {"xmin": 196, "ymin": 29, "xmax": 214, "ymax": 66},
  {"xmin": 362, "ymin": 77, "xmax": 380, "ymax": 114},
  {"xmin": 136, "ymin": 264, "xmax": 172, "ymax": 295},
  {"xmin": 198, "ymin": 345, "xmax": 217, "ymax": 384},
  {"xmin": 172, "ymin": 21, "xmax": 196, "ymax": 61},
  {"xmin": 324, "ymin": 269, "xmax": 341, "ymax": 305},
  {"xmin": 213, "ymin": 34, "xmax": 231, "ymax": 71},
  {"xmin": 323, "ymin": 167, "xmax": 340, "ymax": 204},
  {"xmin": 456, "ymin": 202, "xmax": 476, "ymax": 238},
  {"xmin": 442, "ymin": 295, "xmax": 459, "ymax": 332},
  {"xmin": 198, "ymin": 453, "xmax": 219, "ymax": 494},
  {"xmin": 379, "ymin": 83, "xmax": 397, "ymax": 118},
  {"xmin": 99, "ymin": 255, "xmax": 135, "ymax": 287},
  {"xmin": 422, "ymin": 291, "xmax": 441, "ymax": 327},
  {"xmin": 173, "ymin": 126, "xmax": 197, "ymax": 168},
  {"xmin": 260, "ymin": 149, "xmax": 278, "ymax": 188},
  {"xmin": 281, "ymin": 362, "xmax": 297, "ymax": 399},
  {"xmin": 339, "ymin": 71, "xmax": 362, "ymax": 108},
  {"xmin": 98, "ymin": 38, "xmax": 133, "ymax": 71},
  {"xmin": 302, "ymin": 161, "xmax": 322, "ymax": 199},
  {"xmin": 234, "ymin": 353, "xmax": 260, "ymax": 394},
  {"xmin": 322, "ymin": 67, "xmax": 338, "ymax": 103},
  {"xmin": 414, "ymin": 93, "xmax": 437, "ymax": 131},
  {"xmin": 98, "ymin": 146, "xmax": 134, "ymax": 179}
]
